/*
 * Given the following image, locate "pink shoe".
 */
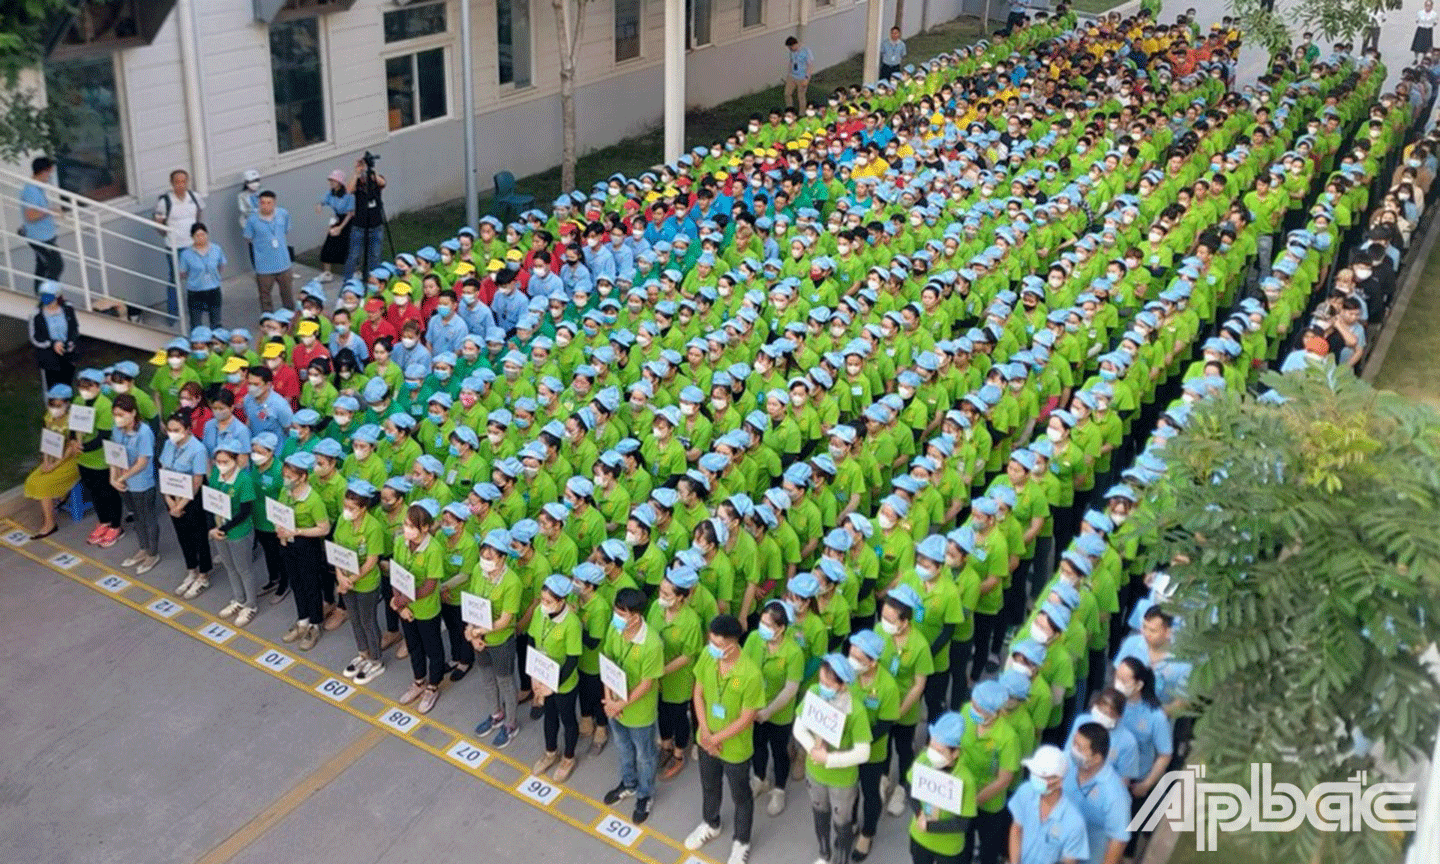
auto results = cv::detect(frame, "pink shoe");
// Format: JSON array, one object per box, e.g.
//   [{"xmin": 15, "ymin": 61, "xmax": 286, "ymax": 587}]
[
  {"xmin": 98, "ymin": 526, "xmax": 124, "ymax": 548},
  {"xmin": 86, "ymin": 525, "xmax": 108, "ymax": 545}
]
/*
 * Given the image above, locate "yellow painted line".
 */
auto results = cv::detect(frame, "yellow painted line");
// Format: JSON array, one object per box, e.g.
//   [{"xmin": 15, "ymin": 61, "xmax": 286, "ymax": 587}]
[
  {"xmin": 2, "ymin": 522, "xmax": 716, "ymax": 864},
  {"xmin": 193, "ymin": 727, "xmax": 386, "ymax": 864}
]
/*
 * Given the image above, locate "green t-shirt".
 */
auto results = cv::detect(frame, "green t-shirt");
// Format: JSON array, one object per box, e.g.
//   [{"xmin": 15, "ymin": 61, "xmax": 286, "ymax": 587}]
[
  {"xmin": 802, "ymin": 683, "xmax": 873, "ymax": 788},
  {"xmin": 880, "ymin": 626, "xmax": 935, "ymax": 725},
  {"xmin": 741, "ymin": 630, "xmax": 805, "ymax": 725},
  {"xmin": 853, "ymin": 667, "xmax": 901, "ymax": 764},
  {"xmin": 394, "ymin": 534, "xmax": 445, "ymax": 621},
  {"xmin": 960, "ymin": 712, "xmax": 1021, "ymax": 813},
  {"xmin": 528, "ymin": 606, "xmax": 583, "ymax": 694},
  {"xmin": 695, "ymin": 649, "xmax": 767, "ymax": 763},
  {"xmin": 907, "ymin": 748, "xmax": 979, "ymax": 857},
  {"xmin": 601, "ymin": 621, "xmax": 665, "ymax": 728},
  {"xmin": 206, "ymin": 466, "xmax": 255, "ymax": 539},
  {"xmin": 646, "ymin": 603, "xmax": 704, "ymax": 704},
  {"xmin": 280, "ymin": 484, "xmax": 330, "ymax": 531},
  {"xmin": 465, "ymin": 566, "xmax": 523, "ymax": 646},
  {"xmin": 333, "ymin": 511, "xmax": 385, "ymax": 592}
]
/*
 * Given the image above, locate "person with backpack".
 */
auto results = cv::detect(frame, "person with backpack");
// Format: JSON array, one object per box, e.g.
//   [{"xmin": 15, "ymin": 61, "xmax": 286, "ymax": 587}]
[{"xmin": 154, "ymin": 169, "xmax": 205, "ymax": 319}]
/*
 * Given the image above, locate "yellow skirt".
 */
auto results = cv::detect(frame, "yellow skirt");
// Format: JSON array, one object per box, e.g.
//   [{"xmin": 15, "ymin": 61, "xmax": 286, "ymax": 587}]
[{"xmin": 25, "ymin": 457, "xmax": 80, "ymax": 501}]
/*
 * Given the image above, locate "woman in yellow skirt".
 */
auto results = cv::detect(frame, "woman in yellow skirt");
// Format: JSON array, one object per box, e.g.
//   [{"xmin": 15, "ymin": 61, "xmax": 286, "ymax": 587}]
[{"xmin": 25, "ymin": 383, "xmax": 81, "ymax": 539}]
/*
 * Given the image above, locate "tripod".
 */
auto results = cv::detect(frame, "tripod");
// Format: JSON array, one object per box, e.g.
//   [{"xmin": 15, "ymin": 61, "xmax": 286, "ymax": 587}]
[{"xmin": 356, "ymin": 151, "xmax": 397, "ymax": 281}]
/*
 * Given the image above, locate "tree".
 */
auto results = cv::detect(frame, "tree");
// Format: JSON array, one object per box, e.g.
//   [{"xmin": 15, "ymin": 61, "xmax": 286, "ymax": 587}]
[
  {"xmin": 1229, "ymin": 0, "xmax": 1402, "ymax": 55},
  {"xmin": 552, "ymin": 0, "xmax": 592, "ymax": 193},
  {"xmin": 1139, "ymin": 367, "xmax": 1440, "ymax": 864},
  {"xmin": 0, "ymin": 0, "xmax": 69, "ymax": 164}
]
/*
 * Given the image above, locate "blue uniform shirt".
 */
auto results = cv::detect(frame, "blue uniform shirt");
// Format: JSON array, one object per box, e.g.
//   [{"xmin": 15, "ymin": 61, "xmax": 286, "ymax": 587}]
[
  {"xmin": 1007, "ymin": 782, "xmax": 1090, "ymax": 864},
  {"xmin": 178, "ymin": 243, "xmax": 227, "ymax": 293},
  {"xmin": 113, "ymin": 423, "xmax": 156, "ymax": 492},
  {"xmin": 244, "ymin": 208, "xmax": 293, "ymax": 275},
  {"xmin": 21, "ymin": 182, "xmax": 57, "ymax": 241},
  {"xmin": 1065, "ymin": 712, "xmax": 1141, "ymax": 781},
  {"xmin": 1063, "ymin": 761, "xmax": 1132, "ymax": 864},
  {"xmin": 243, "ymin": 389, "xmax": 294, "ymax": 441},
  {"xmin": 1114, "ymin": 633, "xmax": 1191, "ymax": 705},
  {"xmin": 160, "ymin": 434, "xmax": 210, "ymax": 477},
  {"xmin": 1121, "ymin": 699, "xmax": 1173, "ymax": 777}
]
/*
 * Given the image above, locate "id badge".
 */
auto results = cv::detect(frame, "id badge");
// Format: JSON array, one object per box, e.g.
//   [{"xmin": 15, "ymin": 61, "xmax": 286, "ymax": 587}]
[{"xmin": 711, "ymin": 703, "xmax": 726, "ymax": 719}]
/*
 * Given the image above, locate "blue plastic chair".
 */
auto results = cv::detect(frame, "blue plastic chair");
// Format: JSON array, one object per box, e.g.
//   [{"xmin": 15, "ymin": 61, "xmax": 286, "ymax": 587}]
[
  {"xmin": 66, "ymin": 482, "xmax": 91, "ymax": 522},
  {"xmin": 491, "ymin": 171, "xmax": 535, "ymax": 221}
]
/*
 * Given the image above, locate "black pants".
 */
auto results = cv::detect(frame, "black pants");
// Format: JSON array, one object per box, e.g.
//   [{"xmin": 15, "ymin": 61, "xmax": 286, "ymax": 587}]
[
  {"xmin": 970, "ymin": 612, "xmax": 1001, "ymax": 679},
  {"xmin": 911, "ymin": 836, "xmax": 962, "ymax": 864},
  {"xmin": 658, "ymin": 699, "xmax": 692, "ymax": 749},
  {"xmin": 185, "ymin": 288, "xmax": 223, "ymax": 328},
  {"xmin": 282, "ymin": 535, "xmax": 325, "ymax": 624},
  {"xmin": 402, "ymin": 614, "xmax": 446, "ymax": 685},
  {"xmin": 856, "ymin": 760, "xmax": 886, "ymax": 838},
  {"xmin": 888, "ymin": 723, "xmax": 916, "ymax": 791},
  {"xmin": 255, "ymin": 529, "xmax": 283, "ymax": 591},
  {"xmin": 79, "ymin": 464, "xmax": 121, "ymax": 528},
  {"xmin": 879, "ymin": 63, "xmax": 900, "ymax": 81},
  {"xmin": 751, "ymin": 719, "xmax": 793, "ymax": 788},
  {"xmin": 960, "ymin": 807, "xmax": 1010, "ymax": 864},
  {"xmin": 578, "ymin": 671, "xmax": 609, "ymax": 729},
  {"xmin": 699, "ymin": 749, "xmax": 755, "ymax": 844},
  {"xmin": 30, "ymin": 240, "xmax": 63, "ymax": 291},
  {"xmin": 924, "ymin": 668, "xmax": 951, "ymax": 721},
  {"xmin": 39, "ymin": 360, "xmax": 74, "ymax": 395},
  {"xmin": 543, "ymin": 687, "xmax": 580, "ymax": 757},
  {"xmin": 517, "ymin": 633, "xmax": 533, "ymax": 692},
  {"xmin": 948, "ymin": 639, "xmax": 973, "ymax": 711},
  {"xmin": 169, "ymin": 497, "xmax": 212, "ymax": 573},
  {"xmin": 440, "ymin": 602, "xmax": 475, "ymax": 667},
  {"xmin": 380, "ymin": 562, "xmax": 400, "ymax": 632}
]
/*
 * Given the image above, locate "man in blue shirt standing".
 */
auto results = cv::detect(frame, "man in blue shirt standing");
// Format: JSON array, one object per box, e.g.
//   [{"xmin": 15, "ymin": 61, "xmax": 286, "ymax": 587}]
[
  {"xmin": 879, "ymin": 27, "xmax": 906, "ymax": 80},
  {"xmin": 21, "ymin": 156, "xmax": 63, "ymax": 293},
  {"xmin": 1007, "ymin": 745, "xmax": 1089, "ymax": 864},
  {"xmin": 243, "ymin": 190, "xmax": 294, "ymax": 314},
  {"xmin": 783, "ymin": 36, "xmax": 813, "ymax": 113},
  {"xmin": 243, "ymin": 364, "xmax": 294, "ymax": 441},
  {"xmin": 1063, "ymin": 724, "xmax": 1131, "ymax": 864}
]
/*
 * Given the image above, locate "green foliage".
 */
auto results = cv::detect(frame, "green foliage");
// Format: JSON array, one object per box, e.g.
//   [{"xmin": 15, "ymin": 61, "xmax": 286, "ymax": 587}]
[
  {"xmin": 0, "ymin": 0, "xmax": 72, "ymax": 83},
  {"xmin": 0, "ymin": 0, "xmax": 71, "ymax": 163},
  {"xmin": 1137, "ymin": 368, "xmax": 1440, "ymax": 864},
  {"xmin": 1229, "ymin": 0, "xmax": 1401, "ymax": 55}
]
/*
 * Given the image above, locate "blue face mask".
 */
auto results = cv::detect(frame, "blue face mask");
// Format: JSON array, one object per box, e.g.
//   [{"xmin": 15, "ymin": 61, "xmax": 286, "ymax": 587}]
[
  {"xmin": 438, "ymin": 304, "xmax": 453, "ymax": 318},
  {"xmin": 440, "ymin": 524, "xmax": 457, "ymax": 537},
  {"xmin": 610, "ymin": 612, "xmax": 628, "ymax": 632},
  {"xmin": 436, "ymin": 369, "xmax": 452, "ymax": 381},
  {"xmin": 969, "ymin": 707, "xmax": 987, "ymax": 726},
  {"xmin": 1028, "ymin": 775, "xmax": 1050, "ymax": 794},
  {"xmin": 817, "ymin": 684, "xmax": 838, "ymax": 700},
  {"xmin": 706, "ymin": 643, "xmax": 724, "ymax": 660},
  {"xmin": 449, "ymin": 445, "xmax": 461, "ymax": 458},
  {"xmin": 757, "ymin": 623, "xmax": 777, "ymax": 642},
  {"xmin": 193, "ymin": 349, "xmax": 208, "ymax": 360}
]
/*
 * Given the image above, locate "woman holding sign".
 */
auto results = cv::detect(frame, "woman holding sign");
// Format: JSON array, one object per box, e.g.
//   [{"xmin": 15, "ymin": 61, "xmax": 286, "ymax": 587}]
[
  {"xmin": 467, "ymin": 528, "xmax": 523, "ymax": 748},
  {"xmin": 877, "ymin": 586, "xmax": 933, "ymax": 820},
  {"xmin": 436, "ymin": 501, "xmax": 478, "ymax": 681},
  {"xmin": 206, "ymin": 438, "xmax": 260, "ymax": 626},
  {"xmin": 391, "ymin": 499, "xmax": 446, "ymax": 714},
  {"xmin": 109, "ymin": 395, "xmax": 160, "ymax": 573},
  {"xmin": 24, "ymin": 384, "xmax": 80, "ymax": 539},
  {"xmin": 648, "ymin": 567, "xmax": 705, "ymax": 782},
  {"xmin": 276, "ymin": 452, "xmax": 332, "ymax": 651},
  {"xmin": 905, "ymin": 712, "xmax": 977, "ymax": 864},
  {"xmin": 333, "ymin": 479, "xmax": 386, "ymax": 685},
  {"xmin": 848, "ymin": 629, "xmax": 901, "ymax": 861},
  {"xmin": 744, "ymin": 600, "xmax": 804, "ymax": 819},
  {"xmin": 529, "ymin": 573, "xmax": 583, "ymax": 782},
  {"xmin": 160, "ymin": 412, "xmax": 213, "ymax": 599},
  {"xmin": 73, "ymin": 369, "xmax": 122, "ymax": 548},
  {"xmin": 792, "ymin": 652, "xmax": 872, "ymax": 864}
]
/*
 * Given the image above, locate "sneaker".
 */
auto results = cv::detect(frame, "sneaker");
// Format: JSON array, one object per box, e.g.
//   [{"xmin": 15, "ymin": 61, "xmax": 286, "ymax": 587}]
[
  {"xmin": 258, "ymin": 580, "xmax": 278, "ymax": 596},
  {"xmin": 174, "ymin": 572, "xmax": 197, "ymax": 596},
  {"xmin": 552, "ymin": 757, "xmax": 576, "ymax": 783},
  {"xmin": 269, "ymin": 588, "xmax": 290, "ymax": 605},
  {"xmin": 474, "ymin": 713, "xmax": 503, "ymax": 736},
  {"xmin": 766, "ymin": 787, "xmax": 787, "ymax": 817},
  {"xmin": 852, "ymin": 833, "xmax": 873, "ymax": 862},
  {"xmin": 218, "ymin": 600, "xmax": 242, "ymax": 619},
  {"xmin": 343, "ymin": 655, "xmax": 366, "ymax": 678},
  {"xmin": 395, "ymin": 640, "xmax": 409, "ymax": 659},
  {"xmin": 418, "ymin": 686, "xmax": 440, "ymax": 715},
  {"xmin": 380, "ymin": 631, "xmax": 403, "ymax": 651},
  {"xmin": 632, "ymin": 796, "xmax": 652, "ymax": 824},
  {"xmin": 234, "ymin": 606, "xmax": 257, "ymax": 628},
  {"xmin": 529, "ymin": 704, "xmax": 544, "ymax": 721},
  {"xmin": 533, "ymin": 751, "xmax": 559, "ymax": 775},
  {"xmin": 181, "ymin": 576, "xmax": 209, "ymax": 600},
  {"xmin": 727, "ymin": 841, "xmax": 751, "ymax": 864},
  {"xmin": 121, "ymin": 551, "xmax": 146, "ymax": 567},
  {"xmin": 886, "ymin": 782, "xmax": 907, "ymax": 816},
  {"xmin": 448, "ymin": 663, "xmax": 470, "ymax": 683},
  {"xmin": 750, "ymin": 774, "xmax": 772, "ymax": 797},
  {"xmin": 97, "ymin": 526, "xmax": 123, "ymax": 548},
  {"xmin": 602, "ymin": 783, "xmax": 636, "ymax": 805},
  {"xmin": 684, "ymin": 821, "xmax": 721, "ymax": 851},
  {"xmin": 660, "ymin": 750, "xmax": 686, "ymax": 781},
  {"xmin": 282, "ymin": 621, "xmax": 304, "ymax": 643},
  {"xmin": 86, "ymin": 524, "xmax": 108, "ymax": 545},
  {"xmin": 299, "ymin": 623, "xmax": 321, "ymax": 651},
  {"xmin": 399, "ymin": 681, "xmax": 425, "ymax": 704},
  {"xmin": 491, "ymin": 724, "xmax": 517, "ymax": 748},
  {"xmin": 323, "ymin": 606, "xmax": 348, "ymax": 632},
  {"xmin": 136, "ymin": 554, "xmax": 160, "ymax": 575},
  {"xmin": 354, "ymin": 661, "xmax": 384, "ymax": 686},
  {"xmin": 317, "ymin": 271, "xmax": 333, "ymax": 282}
]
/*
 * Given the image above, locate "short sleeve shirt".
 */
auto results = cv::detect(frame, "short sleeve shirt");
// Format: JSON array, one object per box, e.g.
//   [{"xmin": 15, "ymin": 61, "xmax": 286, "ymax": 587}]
[{"xmin": 695, "ymin": 650, "xmax": 767, "ymax": 763}]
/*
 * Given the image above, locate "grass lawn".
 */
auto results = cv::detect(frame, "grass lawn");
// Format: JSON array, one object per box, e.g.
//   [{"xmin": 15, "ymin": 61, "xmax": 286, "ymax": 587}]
[
  {"xmin": 1, "ymin": 339, "xmax": 154, "ymax": 492},
  {"xmin": 1070, "ymin": 0, "xmax": 1128, "ymax": 14},
  {"xmin": 304, "ymin": 16, "xmax": 986, "ymax": 264},
  {"xmin": 1372, "ymin": 238, "xmax": 1440, "ymax": 408}
]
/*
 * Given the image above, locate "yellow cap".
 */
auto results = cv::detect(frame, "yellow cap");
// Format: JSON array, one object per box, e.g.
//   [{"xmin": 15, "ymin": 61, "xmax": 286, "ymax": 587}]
[
  {"xmin": 505, "ymin": 249, "xmax": 524, "ymax": 262},
  {"xmin": 454, "ymin": 262, "xmax": 476, "ymax": 276},
  {"xmin": 222, "ymin": 356, "xmax": 248, "ymax": 374},
  {"xmin": 296, "ymin": 320, "xmax": 320, "ymax": 337},
  {"xmin": 392, "ymin": 282, "xmax": 413, "ymax": 295},
  {"xmin": 261, "ymin": 342, "xmax": 286, "ymax": 359},
  {"xmin": 148, "ymin": 350, "xmax": 167, "ymax": 366},
  {"xmin": 713, "ymin": 171, "xmax": 729, "ymax": 181}
]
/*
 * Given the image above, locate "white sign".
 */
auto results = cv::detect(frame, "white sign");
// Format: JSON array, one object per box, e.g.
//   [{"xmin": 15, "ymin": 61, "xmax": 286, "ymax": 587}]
[
  {"xmin": 256, "ymin": 649, "xmax": 296, "ymax": 672},
  {"xmin": 911, "ymin": 764, "xmax": 965, "ymax": 814},
  {"xmin": 325, "ymin": 540, "xmax": 359, "ymax": 574},
  {"xmin": 460, "ymin": 591, "xmax": 492, "ymax": 628},
  {"xmin": 103, "ymin": 439, "xmax": 129, "ymax": 470},
  {"xmin": 198, "ymin": 622, "xmax": 235, "ymax": 644},
  {"xmin": 518, "ymin": 776, "xmax": 561, "ymax": 806},
  {"xmin": 49, "ymin": 551, "xmax": 79, "ymax": 570},
  {"xmin": 201, "ymin": 486, "xmax": 232, "ymax": 520},
  {"xmin": 390, "ymin": 561, "xmax": 417, "ymax": 600},
  {"xmin": 525, "ymin": 647, "xmax": 562, "ymax": 692},
  {"xmin": 265, "ymin": 497, "xmax": 296, "ymax": 532},
  {"xmin": 147, "ymin": 597, "xmax": 182, "ymax": 619},
  {"xmin": 379, "ymin": 707, "xmax": 419, "ymax": 734},
  {"xmin": 596, "ymin": 815, "xmax": 641, "ymax": 847},
  {"xmin": 599, "ymin": 654, "xmax": 629, "ymax": 702},
  {"xmin": 96, "ymin": 573, "xmax": 131, "ymax": 592},
  {"xmin": 159, "ymin": 468, "xmax": 193, "ymax": 500},
  {"xmin": 800, "ymin": 691, "xmax": 846, "ymax": 747},
  {"xmin": 3, "ymin": 529, "xmax": 31, "ymax": 546},
  {"xmin": 315, "ymin": 677, "xmax": 354, "ymax": 702},
  {"xmin": 40, "ymin": 428, "xmax": 65, "ymax": 458},
  {"xmin": 446, "ymin": 740, "xmax": 490, "ymax": 770},
  {"xmin": 67, "ymin": 404, "xmax": 95, "ymax": 434}
]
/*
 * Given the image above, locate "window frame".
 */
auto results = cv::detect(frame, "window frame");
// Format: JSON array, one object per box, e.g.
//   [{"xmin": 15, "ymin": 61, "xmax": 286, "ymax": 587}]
[
  {"xmin": 742, "ymin": 0, "xmax": 764, "ymax": 29},
  {"xmin": 496, "ymin": 0, "xmax": 534, "ymax": 92},
  {"xmin": 41, "ymin": 52, "xmax": 133, "ymax": 203},
  {"xmin": 613, "ymin": 0, "xmax": 642, "ymax": 65},
  {"xmin": 383, "ymin": 43, "xmax": 452, "ymax": 134},
  {"xmin": 687, "ymin": 0, "xmax": 713, "ymax": 49},
  {"xmin": 269, "ymin": 14, "xmax": 332, "ymax": 156},
  {"xmin": 382, "ymin": 0, "xmax": 449, "ymax": 45}
]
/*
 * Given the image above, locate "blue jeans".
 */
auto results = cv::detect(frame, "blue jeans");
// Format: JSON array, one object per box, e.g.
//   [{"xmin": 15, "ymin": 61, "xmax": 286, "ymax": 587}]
[
  {"xmin": 611, "ymin": 718, "xmax": 658, "ymax": 800},
  {"xmin": 343, "ymin": 224, "xmax": 385, "ymax": 281}
]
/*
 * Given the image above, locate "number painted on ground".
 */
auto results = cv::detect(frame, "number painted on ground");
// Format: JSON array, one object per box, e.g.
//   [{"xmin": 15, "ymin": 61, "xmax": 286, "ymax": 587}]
[
  {"xmin": 97, "ymin": 574, "xmax": 131, "ymax": 592},
  {"xmin": 597, "ymin": 816, "xmax": 640, "ymax": 846},
  {"xmin": 315, "ymin": 677, "xmax": 353, "ymax": 701},
  {"xmin": 518, "ymin": 776, "xmax": 559, "ymax": 805},
  {"xmin": 446, "ymin": 740, "xmax": 489, "ymax": 769},
  {"xmin": 147, "ymin": 598, "xmax": 182, "ymax": 618},
  {"xmin": 198, "ymin": 622, "xmax": 235, "ymax": 644},
  {"xmin": 255, "ymin": 649, "xmax": 295, "ymax": 672},
  {"xmin": 49, "ymin": 552, "xmax": 79, "ymax": 569},
  {"xmin": 3, "ymin": 529, "xmax": 31, "ymax": 545},
  {"xmin": 379, "ymin": 707, "xmax": 418, "ymax": 733}
]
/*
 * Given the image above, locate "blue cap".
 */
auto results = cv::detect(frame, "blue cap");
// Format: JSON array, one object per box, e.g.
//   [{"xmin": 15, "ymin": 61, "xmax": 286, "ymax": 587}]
[
  {"xmin": 821, "ymin": 652, "xmax": 856, "ymax": 685},
  {"xmin": 850, "ymin": 629, "xmax": 885, "ymax": 660},
  {"xmin": 972, "ymin": 680, "xmax": 1007, "ymax": 714},
  {"xmin": 787, "ymin": 572, "xmax": 820, "ymax": 598},
  {"xmin": 929, "ymin": 712, "xmax": 967, "ymax": 747},
  {"xmin": 284, "ymin": 452, "xmax": 317, "ymax": 472}
]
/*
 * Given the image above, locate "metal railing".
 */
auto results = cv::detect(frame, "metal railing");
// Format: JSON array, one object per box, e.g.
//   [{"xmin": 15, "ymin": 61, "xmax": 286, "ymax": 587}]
[{"xmin": 0, "ymin": 165, "xmax": 187, "ymax": 337}]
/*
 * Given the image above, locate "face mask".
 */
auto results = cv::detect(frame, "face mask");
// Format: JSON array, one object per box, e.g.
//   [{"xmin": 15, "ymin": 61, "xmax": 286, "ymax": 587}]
[
  {"xmin": 1030, "ymin": 622, "xmax": 1051, "ymax": 644},
  {"xmin": 167, "ymin": 356, "xmax": 185, "ymax": 370},
  {"xmin": 49, "ymin": 405, "xmax": 67, "ymax": 418},
  {"xmin": 440, "ymin": 524, "xmax": 458, "ymax": 538},
  {"xmin": 790, "ymin": 394, "xmax": 805, "ymax": 408},
  {"xmin": 481, "ymin": 557, "xmax": 502, "ymax": 575},
  {"xmin": 917, "ymin": 564, "xmax": 938, "ymax": 581},
  {"xmin": 342, "ymin": 506, "xmax": 359, "ymax": 522},
  {"xmin": 880, "ymin": 618, "xmax": 900, "ymax": 636},
  {"xmin": 167, "ymin": 430, "xmax": 185, "ymax": 445},
  {"xmin": 252, "ymin": 451, "xmax": 270, "ymax": 467},
  {"xmin": 968, "ymin": 707, "xmax": 986, "ymax": 726},
  {"xmin": 1115, "ymin": 678, "xmax": 1137, "ymax": 697},
  {"xmin": 817, "ymin": 684, "xmax": 838, "ymax": 700},
  {"xmin": 706, "ymin": 643, "xmax": 725, "ymax": 660},
  {"xmin": 1029, "ymin": 775, "xmax": 1051, "ymax": 794},
  {"xmin": 877, "ymin": 512, "xmax": 896, "ymax": 531},
  {"xmin": 1047, "ymin": 427, "xmax": 1064, "ymax": 443},
  {"xmin": 403, "ymin": 524, "xmax": 421, "ymax": 543},
  {"xmin": 401, "ymin": 337, "xmax": 418, "ymax": 349},
  {"xmin": 758, "ymin": 623, "xmax": 777, "ymax": 642},
  {"xmin": 927, "ymin": 746, "xmax": 952, "ymax": 768},
  {"xmin": 610, "ymin": 612, "xmax": 628, "ymax": 632}
]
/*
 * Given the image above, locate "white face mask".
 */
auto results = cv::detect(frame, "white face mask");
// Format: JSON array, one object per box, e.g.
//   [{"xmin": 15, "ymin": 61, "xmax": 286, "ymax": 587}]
[
  {"xmin": 681, "ymin": 403, "xmax": 697, "ymax": 417},
  {"xmin": 1093, "ymin": 711, "xmax": 1117, "ymax": 730},
  {"xmin": 1030, "ymin": 622, "xmax": 1051, "ymax": 644},
  {"xmin": 710, "ymin": 398, "xmax": 727, "ymax": 412},
  {"xmin": 1047, "ymin": 427, "xmax": 1064, "ymax": 443},
  {"xmin": 481, "ymin": 556, "xmax": 502, "ymax": 575},
  {"xmin": 877, "ymin": 512, "xmax": 896, "ymax": 531},
  {"xmin": 879, "ymin": 618, "xmax": 900, "ymax": 635},
  {"xmin": 926, "ymin": 746, "xmax": 952, "ymax": 768},
  {"xmin": 790, "ymin": 394, "xmax": 805, "ymax": 408},
  {"xmin": 49, "ymin": 405, "xmax": 67, "ymax": 418},
  {"xmin": 167, "ymin": 356, "xmax": 186, "ymax": 370},
  {"xmin": 167, "ymin": 431, "xmax": 186, "ymax": 445},
  {"xmin": 1115, "ymin": 679, "xmax": 1136, "ymax": 697}
]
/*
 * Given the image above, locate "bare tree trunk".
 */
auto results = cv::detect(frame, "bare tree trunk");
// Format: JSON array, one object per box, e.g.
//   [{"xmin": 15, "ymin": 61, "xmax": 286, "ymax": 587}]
[{"xmin": 553, "ymin": 0, "xmax": 584, "ymax": 192}]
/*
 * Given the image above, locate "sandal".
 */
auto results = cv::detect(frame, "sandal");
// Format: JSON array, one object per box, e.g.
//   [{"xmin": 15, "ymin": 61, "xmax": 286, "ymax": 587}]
[{"xmin": 29, "ymin": 526, "xmax": 58, "ymax": 540}]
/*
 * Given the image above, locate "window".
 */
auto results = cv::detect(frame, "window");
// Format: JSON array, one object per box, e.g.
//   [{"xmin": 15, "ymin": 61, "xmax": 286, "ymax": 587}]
[
  {"xmin": 497, "ymin": 0, "xmax": 532, "ymax": 88},
  {"xmin": 687, "ymin": 0, "xmax": 711, "ymax": 48},
  {"xmin": 815, "ymin": 0, "xmax": 832, "ymax": 6},
  {"xmin": 615, "ymin": 0, "xmax": 641, "ymax": 62},
  {"xmin": 386, "ymin": 48, "xmax": 447, "ymax": 130},
  {"xmin": 270, "ymin": 17, "xmax": 327, "ymax": 153},
  {"xmin": 743, "ymin": 0, "xmax": 764, "ymax": 27},
  {"xmin": 43, "ymin": 55, "xmax": 128, "ymax": 201},
  {"xmin": 384, "ymin": 2, "xmax": 447, "ymax": 43}
]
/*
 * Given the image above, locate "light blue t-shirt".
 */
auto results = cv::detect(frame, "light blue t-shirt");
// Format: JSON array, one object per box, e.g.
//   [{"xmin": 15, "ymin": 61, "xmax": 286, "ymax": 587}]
[
  {"xmin": 1062, "ymin": 762, "xmax": 1132, "ymax": 864},
  {"xmin": 243, "ymin": 209, "xmax": 292, "ymax": 275},
  {"xmin": 43, "ymin": 309, "xmax": 69, "ymax": 342},
  {"xmin": 179, "ymin": 243, "xmax": 227, "ymax": 293},
  {"xmin": 21, "ymin": 182, "xmax": 56, "ymax": 242},
  {"xmin": 114, "ymin": 423, "xmax": 156, "ymax": 492},
  {"xmin": 1121, "ymin": 699, "xmax": 1173, "ymax": 777},
  {"xmin": 880, "ymin": 39, "xmax": 906, "ymax": 67},
  {"xmin": 160, "ymin": 434, "xmax": 210, "ymax": 477},
  {"xmin": 1114, "ymin": 633, "xmax": 1191, "ymax": 705},
  {"xmin": 1065, "ymin": 711, "xmax": 1141, "ymax": 780},
  {"xmin": 1007, "ymin": 783, "xmax": 1090, "ymax": 864},
  {"xmin": 788, "ymin": 46, "xmax": 813, "ymax": 80}
]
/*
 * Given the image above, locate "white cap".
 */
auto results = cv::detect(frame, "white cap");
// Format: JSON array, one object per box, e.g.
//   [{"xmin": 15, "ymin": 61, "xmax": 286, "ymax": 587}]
[
  {"xmin": 242, "ymin": 168, "xmax": 261, "ymax": 183},
  {"xmin": 1022, "ymin": 745, "xmax": 1067, "ymax": 779}
]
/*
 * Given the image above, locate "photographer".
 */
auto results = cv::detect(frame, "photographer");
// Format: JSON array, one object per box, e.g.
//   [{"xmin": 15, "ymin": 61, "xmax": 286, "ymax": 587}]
[{"xmin": 343, "ymin": 155, "xmax": 386, "ymax": 281}]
